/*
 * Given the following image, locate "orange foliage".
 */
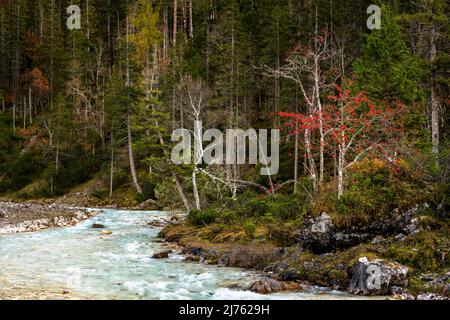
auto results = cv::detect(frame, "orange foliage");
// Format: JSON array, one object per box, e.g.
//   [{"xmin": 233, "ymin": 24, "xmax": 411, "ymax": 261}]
[{"xmin": 23, "ymin": 68, "xmax": 49, "ymax": 94}]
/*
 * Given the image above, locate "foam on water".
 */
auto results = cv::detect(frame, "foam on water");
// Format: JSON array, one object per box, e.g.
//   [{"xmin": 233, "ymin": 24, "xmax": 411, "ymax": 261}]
[{"xmin": 0, "ymin": 209, "xmax": 366, "ymax": 300}]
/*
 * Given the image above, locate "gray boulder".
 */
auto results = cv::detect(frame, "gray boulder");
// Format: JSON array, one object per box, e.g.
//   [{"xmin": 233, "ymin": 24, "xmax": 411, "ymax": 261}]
[
  {"xmin": 298, "ymin": 213, "xmax": 335, "ymax": 253},
  {"xmin": 348, "ymin": 257, "xmax": 409, "ymax": 296},
  {"xmin": 152, "ymin": 251, "xmax": 170, "ymax": 259},
  {"xmin": 217, "ymin": 255, "xmax": 230, "ymax": 267},
  {"xmin": 298, "ymin": 207, "xmax": 423, "ymax": 253},
  {"xmin": 244, "ymin": 278, "xmax": 302, "ymax": 294},
  {"xmin": 298, "ymin": 213, "xmax": 371, "ymax": 253},
  {"xmin": 245, "ymin": 278, "xmax": 284, "ymax": 294}
]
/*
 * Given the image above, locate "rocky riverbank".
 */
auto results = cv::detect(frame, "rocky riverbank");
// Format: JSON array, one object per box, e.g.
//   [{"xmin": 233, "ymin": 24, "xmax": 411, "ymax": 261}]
[
  {"xmin": 0, "ymin": 202, "xmax": 99, "ymax": 235},
  {"xmin": 159, "ymin": 207, "xmax": 450, "ymax": 300}
]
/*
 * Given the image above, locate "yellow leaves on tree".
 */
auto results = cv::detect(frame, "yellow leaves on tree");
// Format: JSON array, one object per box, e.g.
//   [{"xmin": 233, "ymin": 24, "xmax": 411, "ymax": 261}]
[{"xmin": 129, "ymin": 0, "xmax": 161, "ymax": 61}]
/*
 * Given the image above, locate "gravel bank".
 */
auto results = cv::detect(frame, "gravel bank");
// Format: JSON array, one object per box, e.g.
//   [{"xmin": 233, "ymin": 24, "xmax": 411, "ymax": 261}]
[{"xmin": 0, "ymin": 202, "xmax": 99, "ymax": 235}]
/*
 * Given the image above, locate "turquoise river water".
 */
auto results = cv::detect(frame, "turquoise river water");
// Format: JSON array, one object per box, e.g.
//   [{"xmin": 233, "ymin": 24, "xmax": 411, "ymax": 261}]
[{"xmin": 0, "ymin": 209, "xmax": 373, "ymax": 300}]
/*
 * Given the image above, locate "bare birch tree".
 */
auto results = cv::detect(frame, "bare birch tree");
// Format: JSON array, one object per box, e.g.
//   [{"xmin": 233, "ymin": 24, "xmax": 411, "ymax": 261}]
[
  {"xmin": 177, "ymin": 75, "xmax": 211, "ymax": 210},
  {"xmin": 262, "ymin": 28, "xmax": 336, "ymax": 191}
]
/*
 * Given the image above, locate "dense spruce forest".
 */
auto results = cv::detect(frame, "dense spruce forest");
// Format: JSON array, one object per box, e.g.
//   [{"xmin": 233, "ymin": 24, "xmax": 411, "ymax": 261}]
[
  {"xmin": 0, "ymin": 0, "xmax": 449, "ymax": 297},
  {"xmin": 0, "ymin": 1, "xmax": 448, "ymax": 224}
]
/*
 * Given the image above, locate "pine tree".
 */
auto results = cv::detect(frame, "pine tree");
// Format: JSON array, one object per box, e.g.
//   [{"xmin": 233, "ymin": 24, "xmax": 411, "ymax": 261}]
[{"xmin": 353, "ymin": 6, "xmax": 423, "ymax": 104}]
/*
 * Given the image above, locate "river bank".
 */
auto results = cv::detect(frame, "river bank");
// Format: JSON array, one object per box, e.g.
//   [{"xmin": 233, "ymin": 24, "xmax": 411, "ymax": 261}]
[
  {"xmin": 0, "ymin": 201, "xmax": 99, "ymax": 235},
  {"xmin": 159, "ymin": 210, "xmax": 450, "ymax": 300}
]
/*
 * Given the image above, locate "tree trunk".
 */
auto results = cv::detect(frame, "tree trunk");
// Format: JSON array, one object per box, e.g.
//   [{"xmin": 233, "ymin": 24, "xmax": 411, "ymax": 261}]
[
  {"xmin": 314, "ymin": 9, "xmax": 325, "ymax": 183},
  {"xmin": 109, "ymin": 125, "xmax": 114, "ymax": 199},
  {"xmin": 29, "ymin": 87, "xmax": 32, "ymax": 124},
  {"xmin": 127, "ymin": 111, "xmax": 143, "ymax": 195},
  {"xmin": 163, "ymin": 3, "xmax": 168, "ymax": 59},
  {"xmin": 50, "ymin": 0, "xmax": 54, "ymax": 110},
  {"xmin": 173, "ymin": 172, "xmax": 192, "ymax": 211},
  {"xmin": 107, "ymin": 0, "xmax": 112, "ymax": 74},
  {"xmin": 338, "ymin": 103, "xmax": 346, "ymax": 198},
  {"xmin": 305, "ymin": 126, "xmax": 317, "ymax": 191},
  {"xmin": 23, "ymin": 96, "xmax": 26, "ymax": 128},
  {"xmin": 192, "ymin": 168, "xmax": 201, "ymax": 210},
  {"xmin": 55, "ymin": 142, "xmax": 59, "ymax": 172},
  {"xmin": 430, "ymin": 24, "xmax": 439, "ymax": 156},
  {"xmin": 173, "ymin": 0, "xmax": 178, "ymax": 46},
  {"xmin": 126, "ymin": 16, "xmax": 143, "ymax": 195},
  {"xmin": 316, "ymin": 75, "xmax": 325, "ymax": 184},
  {"xmin": 12, "ymin": 99, "xmax": 16, "ymax": 135},
  {"xmin": 293, "ymin": 121, "xmax": 299, "ymax": 195},
  {"xmin": 293, "ymin": 93, "xmax": 299, "ymax": 194},
  {"xmin": 188, "ymin": 0, "xmax": 194, "ymax": 38},
  {"xmin": 274, "ymin": 21, "xmax": 280, "ymax": 128},
  {"xmin": 206, "ymin": 22, "xmax": 210, "ymax": 83},
  {"xmin": 338, "ymin": 145, "xmax": 344, "ymax": 199},
  {"xmin": 39, "ymin": 0, "xmax": 43, "ymax": 44},
  {"xmin": 182, "ymin": 1, "xmax": 187, "ymax": 40}
]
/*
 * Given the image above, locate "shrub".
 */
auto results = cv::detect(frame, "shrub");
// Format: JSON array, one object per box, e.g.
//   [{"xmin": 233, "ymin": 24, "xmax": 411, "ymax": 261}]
[
  {"xmin": 54, "ymin": 163, "xmax": 90, "ymax": 192},
  {"xmin": 0, "ymin": 153, "xmax": 44, "ymax": 192},
  {"xmin": 241, "ymin": 194, "xmax": 306, "ymax": 221},
  {"xmin": 219, "ymin": 211, "xmax": 239, "ymax": 223},
  {"xmin": 91, "ymin": 188, "xmax": 110, "ymax": 200},
  {"xmin": 268, "ymin": 223, "xmax": 298, "ymax": 247},
  {"xmin": 243, "ymin": 222, "xmax": 256, "ymax": 237},
  {"xmin": 312, "ymin": 159, "xmax": 434, "ymax": 228},
  {"xmin": 136, "ymin": 178, "xmax": 157, "ymax": 202},
  {"xmin": 187, "ymin": 209, "xmax": 220, "ymax": 226},
  {"xmin": 45, "ymin": 152, "xmax": 102, "ymax": 195}
]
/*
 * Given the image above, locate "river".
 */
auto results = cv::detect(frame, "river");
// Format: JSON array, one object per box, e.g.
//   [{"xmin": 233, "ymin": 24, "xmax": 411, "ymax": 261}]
[{"xmin": 0, "ymin": 209, "xmax": 372, "ymax": 300}]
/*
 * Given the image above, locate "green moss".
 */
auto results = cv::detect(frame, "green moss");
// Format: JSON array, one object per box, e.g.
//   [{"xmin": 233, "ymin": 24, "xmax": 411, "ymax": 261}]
[
  {"xmin": 267, "ymin": 223, "xmax": 298, "ymax": 247},
  {"xmin": 408, "ymin": 275, "xmax": 448, "ymax": 295},
  {"xmin": 382, "ymin": 231, "xmax": 450, "ymax": 273},
  {"xmin": 289, "ymin": 246, "xmax": 381, "ymax": 290},
  {"xmin": 243, "ymin": 222, "xmax": 256, "ymax": 237}
]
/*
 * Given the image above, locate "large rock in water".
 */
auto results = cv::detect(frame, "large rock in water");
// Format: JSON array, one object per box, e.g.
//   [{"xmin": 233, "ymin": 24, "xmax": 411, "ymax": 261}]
[
  {"xmin": 244, "ymin": 278, "xmax": 302, "ymax": 294},
  {"xmin": 152, "ymin": 251, "xmax": 170, "ymax": 259},
  {"xmin": 348, "ymin": 257, "xmax": 409, "ymax": 296}
]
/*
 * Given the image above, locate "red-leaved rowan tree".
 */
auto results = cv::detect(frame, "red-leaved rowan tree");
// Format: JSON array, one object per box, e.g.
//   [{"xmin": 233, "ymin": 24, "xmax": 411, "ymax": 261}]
[{"xmin": 280, "ymin": 80, "xmax": 405, "ymax": 198}]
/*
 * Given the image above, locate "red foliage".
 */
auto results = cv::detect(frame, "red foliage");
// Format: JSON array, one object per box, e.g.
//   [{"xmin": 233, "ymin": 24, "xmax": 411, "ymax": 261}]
[
  {"xmin": 22, "ymin": 68, "xmax": 50, "ymax": 94},
  {"xmin": 278, "ymin": 80, "xmax": 405, "ymax": 165}
]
